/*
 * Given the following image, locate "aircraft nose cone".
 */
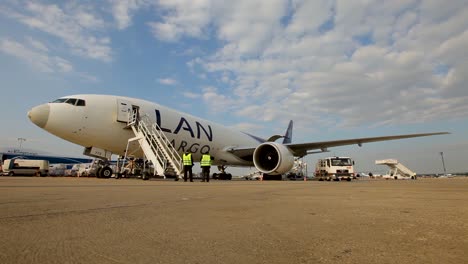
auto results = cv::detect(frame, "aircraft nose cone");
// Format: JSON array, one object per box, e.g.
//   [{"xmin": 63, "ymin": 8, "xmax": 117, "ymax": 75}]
[{"xmin": 28, "ymin": 104, "xmax": 50, "ymax": 128}]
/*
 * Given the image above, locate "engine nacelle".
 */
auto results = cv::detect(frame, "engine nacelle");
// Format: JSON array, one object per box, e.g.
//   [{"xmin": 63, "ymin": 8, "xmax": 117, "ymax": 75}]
[{"xmin": 253, "ymin": 142, "xmax": 295, "ymax": 175}]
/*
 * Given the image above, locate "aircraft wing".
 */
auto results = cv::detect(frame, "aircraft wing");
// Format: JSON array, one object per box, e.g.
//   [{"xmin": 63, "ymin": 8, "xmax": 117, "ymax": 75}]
[
  {"xmin": 285, "ymin": 132, "xmax": 449, "ymax": 157},
  {"xmin": 228, "ymin": 132, "xmax": 449, "ymax": 159}
]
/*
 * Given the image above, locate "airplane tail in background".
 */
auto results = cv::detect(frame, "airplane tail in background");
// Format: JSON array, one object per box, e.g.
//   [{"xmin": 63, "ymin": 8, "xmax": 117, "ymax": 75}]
[{"xmin": 282, "ymin": 120, "xmax": 293, "ymax": 144}]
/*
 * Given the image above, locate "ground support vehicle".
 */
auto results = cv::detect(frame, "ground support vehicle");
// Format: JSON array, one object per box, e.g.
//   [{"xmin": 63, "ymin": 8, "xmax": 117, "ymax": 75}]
[
  {"xmin": 115, "ymin": 158, "xmax": 156, "ymax": 180},
  {"xmin": 314, "ymin": 157, "xmax": 356, "ymax": 181},
  {"xmin": 376, "ymin": 159, "xmax": 417, "ymax": 180},
  {"xmin": 2, "ymin": 159, "xmax": 49, "ymax": 176}
]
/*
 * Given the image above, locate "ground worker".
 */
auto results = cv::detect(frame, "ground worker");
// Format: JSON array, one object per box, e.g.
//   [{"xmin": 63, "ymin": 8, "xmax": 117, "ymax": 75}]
[
  {"xmin": 181, "ymin": 151, "xmax": 193, "ymax": 182},
  {"xmin": 200, "ymin": 152, "xmax": 213, "ymax": 182}
]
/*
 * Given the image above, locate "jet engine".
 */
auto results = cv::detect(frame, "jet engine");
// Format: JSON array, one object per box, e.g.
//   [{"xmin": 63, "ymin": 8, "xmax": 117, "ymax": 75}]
[{"xmin": 253, "ymin": 142, "xmax": 295, "ymax": 175}]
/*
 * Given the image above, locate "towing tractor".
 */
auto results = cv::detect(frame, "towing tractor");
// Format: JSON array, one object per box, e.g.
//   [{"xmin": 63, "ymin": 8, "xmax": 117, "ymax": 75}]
[{"xmin": 314, "ymin": 156, "xmax": 356, "ymax": 181}]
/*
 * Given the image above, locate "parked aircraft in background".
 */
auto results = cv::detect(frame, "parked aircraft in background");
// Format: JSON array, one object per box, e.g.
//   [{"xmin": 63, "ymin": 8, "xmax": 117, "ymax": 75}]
[{"xmin": 27, "ymin": 94, "xmax": 449, "ymax": 178}]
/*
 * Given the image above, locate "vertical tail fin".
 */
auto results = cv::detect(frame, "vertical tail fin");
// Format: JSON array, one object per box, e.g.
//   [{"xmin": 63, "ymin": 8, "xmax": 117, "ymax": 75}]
[{"xmin": 282, "ymin": 120, "xmax": 293, "ymax": 144}]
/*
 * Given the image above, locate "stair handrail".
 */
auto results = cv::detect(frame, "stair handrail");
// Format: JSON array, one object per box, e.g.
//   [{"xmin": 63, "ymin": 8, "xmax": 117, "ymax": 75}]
[
  {"xmin": 127, "ymin": 109, "xmax": 169, "ymax": 175},
  {"xmin": 139, "ymin": 114, "xmax": 183, "ymax": 174},
  {"xmin": 145, "ymin": 116, "xmax": 182, "ymax": 172},
  {"xmin": 127, "ymin": 109, "xmax": 183, "ymax": 175},
  {"xmin": 137, "ymin": 122, "xmax": 167, "ymax": 170}
]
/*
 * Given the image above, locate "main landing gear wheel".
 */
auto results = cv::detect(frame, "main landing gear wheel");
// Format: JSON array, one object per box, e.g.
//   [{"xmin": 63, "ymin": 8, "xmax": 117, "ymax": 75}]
[
  {"xmin": 262, "ymin": 174, "xmax": 282, "ymax": 181},
  {"xmin": 214, "ymin": 165, "xmax": 233, "ymax": 180},
  {"xmin": 100, "ymin": 167, "xmax": 113, "ymax": 178},
  {"xmin": 96, "ymin": 167, "xmax": 103, "ymax": 178},
  {"xmin": 96, "ymin": 167, "xmax": 112, "ymax": 178},
  {"xmin": 213, "ymin": 173, "xmax": 232, "ymax": 180}
]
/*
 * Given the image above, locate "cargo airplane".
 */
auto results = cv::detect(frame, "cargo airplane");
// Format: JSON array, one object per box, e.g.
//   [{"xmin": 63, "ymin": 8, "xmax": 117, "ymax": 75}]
[{"xmin": 28, "ymin": 94, "xmax": 448, "ymax": 178}]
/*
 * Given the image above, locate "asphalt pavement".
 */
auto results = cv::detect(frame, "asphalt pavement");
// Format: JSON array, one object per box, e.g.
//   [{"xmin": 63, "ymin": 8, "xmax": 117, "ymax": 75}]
[{"xmin": 0, "ymin": 177, "xmax": 467, "ymax": 264}]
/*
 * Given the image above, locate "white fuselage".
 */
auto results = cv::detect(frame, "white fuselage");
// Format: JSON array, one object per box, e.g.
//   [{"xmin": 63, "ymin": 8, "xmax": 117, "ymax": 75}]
[{"xmin": 29, "ymin": 94, "xmax": 261, "ymax": 166}]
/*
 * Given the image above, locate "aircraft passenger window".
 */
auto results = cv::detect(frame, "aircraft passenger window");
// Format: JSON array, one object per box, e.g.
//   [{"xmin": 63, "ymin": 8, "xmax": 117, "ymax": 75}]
[
  {"xmin": 76, "ymin": 99, "xmax": 86, "ymax": 106},
  {"xmin": 65, "ymin": 98, "xmax": 77, "ymax": 105},
  {"xmin": 51, "ymin": 98, "xmax": 68, "ymax": 103}
]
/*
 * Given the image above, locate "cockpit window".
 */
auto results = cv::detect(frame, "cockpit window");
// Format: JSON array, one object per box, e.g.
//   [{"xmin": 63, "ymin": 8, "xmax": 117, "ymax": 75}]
[
  {"xmin": 50, "ymin": 98, "xmax": 86, "ymax": 106},
  {"xmin": 65, "ymin": 98, "xmax": 77, "ymax": 105},
  {"xmin": 51, "ymin": 98, "xmax": 68, "ymax": 103},
  {"xmin": 76, "ymin": 99, "xmax": 86, "ymax": 106}
]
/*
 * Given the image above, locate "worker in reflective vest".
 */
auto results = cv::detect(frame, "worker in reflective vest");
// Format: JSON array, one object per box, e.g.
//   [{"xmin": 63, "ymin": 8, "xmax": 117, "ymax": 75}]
[
  {"xmin": 181, "ymin": 151, "xmax": 193, "ymax": 182},
  {"xmin": 200, "ymin": 152, "xmax": 213, "ymax": 182}
]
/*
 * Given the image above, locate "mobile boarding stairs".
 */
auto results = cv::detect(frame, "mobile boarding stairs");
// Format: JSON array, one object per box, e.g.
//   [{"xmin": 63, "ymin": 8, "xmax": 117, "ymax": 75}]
[
  {"xmin": 375, "ymin": 159, "xmax": 417, "ymax": 179},
  {"xmin": 120, "ymin": 110, "xmax": 183, "ymax": 180}
]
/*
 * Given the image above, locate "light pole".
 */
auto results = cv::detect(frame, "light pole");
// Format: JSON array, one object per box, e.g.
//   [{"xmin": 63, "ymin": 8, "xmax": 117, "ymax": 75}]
[
  {"xmin": 440, "ymin": 152, "xmax": 446, "ymax": 175},
  {"xmin": 17, "ymin": 138, "xmax": 26, "ymax": 151}
]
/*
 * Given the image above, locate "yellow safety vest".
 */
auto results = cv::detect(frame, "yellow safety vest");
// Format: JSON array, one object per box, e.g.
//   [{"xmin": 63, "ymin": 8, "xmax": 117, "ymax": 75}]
[
  {"xmin": 183, "ymin": 153, "xmax": 192, "ymax": 166},
  {"xmin": 201, "ymin": 154, "xmax": 212, "ymax": 167}
]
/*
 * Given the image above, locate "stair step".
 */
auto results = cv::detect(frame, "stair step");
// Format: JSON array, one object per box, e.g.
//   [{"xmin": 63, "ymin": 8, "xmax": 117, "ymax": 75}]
[{"xmin": 126, "ymin": 111, "xmax": 183, "ymax": 177}]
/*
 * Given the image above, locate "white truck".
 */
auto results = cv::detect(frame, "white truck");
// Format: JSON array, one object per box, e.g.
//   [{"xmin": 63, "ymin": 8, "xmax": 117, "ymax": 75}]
[
  {"xmin": 314, "ymin": 156, "xmax": 356, "ymax": 181},
  {"xmin": 2, "ymin": 159, "xmax": 49, "ymax": 176}
]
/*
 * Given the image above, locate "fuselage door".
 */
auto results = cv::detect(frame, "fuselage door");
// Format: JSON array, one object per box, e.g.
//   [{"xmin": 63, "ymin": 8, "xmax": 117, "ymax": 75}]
[{"xmin": 117, "ymin": 99, "xmax": 132, "ymax": 123}]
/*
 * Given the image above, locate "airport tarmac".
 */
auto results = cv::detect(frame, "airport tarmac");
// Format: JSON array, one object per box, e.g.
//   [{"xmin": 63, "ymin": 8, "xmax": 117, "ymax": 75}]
[{"xmin": 0, "ymin": 177, "xmax": 467, "ymax": 264}]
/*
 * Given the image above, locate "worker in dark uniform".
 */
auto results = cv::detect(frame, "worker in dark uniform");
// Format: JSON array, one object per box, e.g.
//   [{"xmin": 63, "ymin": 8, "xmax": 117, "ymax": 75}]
[
  {"xmin": 200, "ymin": 152, "xmax": 213, "ymax": 182},
  {"xmin": 181, "ymin": 151, "xmax": 193, "ymax": 182}
]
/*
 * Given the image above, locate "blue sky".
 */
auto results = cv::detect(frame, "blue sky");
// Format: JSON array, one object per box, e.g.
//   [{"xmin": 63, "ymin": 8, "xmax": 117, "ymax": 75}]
[{"xmin": 1, "ymin": 0, "xmax": 467, "ymax": 174}]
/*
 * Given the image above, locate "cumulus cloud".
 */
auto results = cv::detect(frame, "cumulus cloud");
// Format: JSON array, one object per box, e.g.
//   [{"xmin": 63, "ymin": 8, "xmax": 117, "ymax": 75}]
[
  {"xmin": 26, "ymin": 37, "xmax": 48, "ymax": 52},
  {"xmin": 182, "ymin": 91, "xmax": 201, "ymax": 99},
  {"xmin": 0, "ymin": 38, "xmax": 73, "ymax": 73},
  {"xmin": 201, "ymin": 86, "xmax": 236, "ymax": 112},
  {"xmin": 157, "ymin": 78, "xmax": 178, "ymax": 85},
  {"xmin": 0, "ymin": 36, "xmax": 98, "ymax": 81},
  {"xmin": 2, "ymin": 0, "xmax": 465, "ymax": 131},
  {"xmin": 3, "ymin": 1, "xmax": 112, "ymax": 61},
  {"xmin": 214, "ymin": 0, "xmax": 287, "ymax": 56},
  {"xmin": 109, "ymin": 0, "xmax": 148, "ymax": 30},
  {"xmin": 148, "ymin": 0, "xmax": 213, "ymax": 41},
  {"xmin": 229, "ymin": 122, "xmax": 263, "ymax": 133},
  {"xmin": 160, "ymin": 0, "xmax": 468, "ymax": 129}
]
